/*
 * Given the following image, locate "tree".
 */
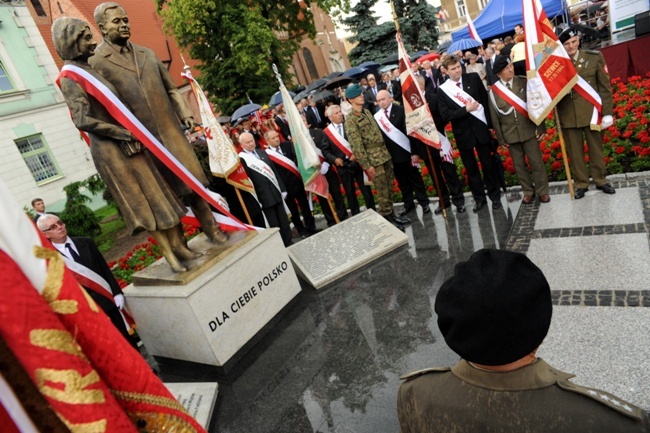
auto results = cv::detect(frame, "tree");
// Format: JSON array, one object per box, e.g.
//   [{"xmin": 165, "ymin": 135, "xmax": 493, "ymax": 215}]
[
  {"xmin": 395, "ymin": 0, "xmax": 440, "ymax": 51},
  {"xmin": 156, "ymin": 0, "xmax": 349, "ymax": 115}
]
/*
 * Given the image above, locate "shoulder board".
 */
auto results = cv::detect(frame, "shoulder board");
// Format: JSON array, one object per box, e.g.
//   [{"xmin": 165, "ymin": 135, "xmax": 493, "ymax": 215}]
[
  {"xmin": 583, "ymin": 49, "xmax": 601, "ymax": 55},
  {"xmin": 400, "ymin": 366, "xmax": 451, "ymax": 381},
  {"xmin": 557, "ymin": 380, "xmax": 646, "ymax": 421}
]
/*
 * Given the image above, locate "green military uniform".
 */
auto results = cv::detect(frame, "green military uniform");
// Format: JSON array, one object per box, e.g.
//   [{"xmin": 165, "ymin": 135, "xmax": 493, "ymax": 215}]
[
  {"xmin": 556, "ymin": 49, "xmax": 613, "ymax": 189},
  {"xmin": 489, "ymin": 76, "xmax": 549, "ymax": 197},
  {"xmin": 398, "ymin": 359, "xmax": 650, "ymax": 433},
  {"xmin": 345, "ymin": 108, "xmax": 394, "ymax": 216}
]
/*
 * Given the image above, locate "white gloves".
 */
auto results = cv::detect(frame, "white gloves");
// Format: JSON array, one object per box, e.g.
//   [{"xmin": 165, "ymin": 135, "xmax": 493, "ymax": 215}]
[
  {"xmin": 601, "ymin": 115, "xmax": 613, "ymax": 129},
  {"xmin": 114, "ymin": 294, "xmax": 125, "ymax": 309},
  {"xmin": 320, "ymin": 162, "xmax": 330, "ymax": 175},
  {"xmin": 281, "ymin": 191, "xmax": 288, "ymax": 200}
]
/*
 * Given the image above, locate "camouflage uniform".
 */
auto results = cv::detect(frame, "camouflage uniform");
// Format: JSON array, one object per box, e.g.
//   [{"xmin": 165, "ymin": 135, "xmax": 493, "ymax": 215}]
[
  {"xmin": 398, "ymin": 359, "xmax": 650, "ymax": 433},
  {"xmin": 345, "ymin": 108, "xmax": 394, "ymax": 216}
]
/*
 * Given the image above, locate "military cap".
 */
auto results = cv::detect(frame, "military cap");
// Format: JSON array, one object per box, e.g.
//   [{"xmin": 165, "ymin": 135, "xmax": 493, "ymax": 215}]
[
  {"xmin": 435, "ymin": 249, "xmax": 552, "ymax": 366},
  {"xmin": 345, "ymin": 84, "xmax": 363, "ymax": 99},
  {"xmin": 492, "ymin": 55, "xmax": 512, "ymax": 75},
  {"xmin": 558, "ymin": 28, "xmax": 578, "ymax": 43}
]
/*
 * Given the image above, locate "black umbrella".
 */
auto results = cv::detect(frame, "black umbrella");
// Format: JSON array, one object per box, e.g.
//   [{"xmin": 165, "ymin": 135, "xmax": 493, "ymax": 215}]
[
  {"xmin": 342, "ymin": 66, "xmax": 368, "ymax": 78},
  {"xmin": 323, "ymin": 71, "xmax": 344, "ymax": 80},
  {"xmin": 324, "ymin": 75, "xmax": 353, "ymax": 90},
  {"xmin": 269, "ymin": 90, "xmax": 295, "ymax": 107},
  {"xmin": 311, "ymin": 89, "xmax": 334, "ymax": 103},
  {"xmin": 293, "ymin": 90, "xmax": 311, "ymax": 103},
  {"xmin": 305, "ymin": 78, "xmax": 329, "ymax": 93},
  {"xmin": 230, "ymin": 103, "xmax": 261, "ymax": 123},
  {"xmin": 438, "ymin": 40, "xmax": 453, "ymax": 53},
  {"xmin": 379, "ymin": 54, "xmax": 399, "ymax": 65},
  {"xmin": 218, "ymin": 116, "xmax": 231, "ymax": 125},
  {"xmin": 359, "ymin": 61, "xmax": 380, "ymax": 69}
]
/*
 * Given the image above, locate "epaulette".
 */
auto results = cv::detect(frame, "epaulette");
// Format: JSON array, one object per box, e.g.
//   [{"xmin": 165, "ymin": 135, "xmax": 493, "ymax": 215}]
[
  {"xmin": 583, "ymin": 49, "xmax": 601, "ymax": 55},
  {"xmin": 400, "ymin": 366, "xmax": 451, "ymax": 381},
  {"xmin": 557, "ymin": 380, "xmax": 646, "ymax": 421}
]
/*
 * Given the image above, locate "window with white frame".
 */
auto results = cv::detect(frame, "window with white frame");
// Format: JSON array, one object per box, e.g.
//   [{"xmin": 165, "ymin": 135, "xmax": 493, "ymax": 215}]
[
  {"xmin": 15, "ymin": 135, "xmax": 62, "ymax": 183},
  {"xmin": 0, "ymin": 62, "xmax": 15, "ymax": 92},
  {"xmin": 478, "ymin": 0, "xmax": 488, "ymax": 9},
  {"xmin": 456, "ymin": 0, "xmax": 467, "ymax": 18}
]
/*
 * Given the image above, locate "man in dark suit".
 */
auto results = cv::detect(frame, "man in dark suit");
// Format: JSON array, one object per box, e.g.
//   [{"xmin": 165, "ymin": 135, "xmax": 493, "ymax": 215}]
[
  {"xmin": 375, "ymin": 90, "xmax": 431, "ymax": 216},
  {"xmin": 419, "ymin": 60, "xmax": 440, "ymax": 94},
  {"xmin": 37, "ymin": 214, "xmax": 138, "ymax": 350},
  {"xmin": 265, "ymin": 130, "xmax": 318, "ymax": 237},
  {"xmin": 305, "ymin": 98, "xmax": 326, "ymax": 129},
  {"xmin": 273, "ymin": 103, "xmax": 292, "ymax": 141},
  {"xmin": 239, "ymin": 132, "xmax": 293, "ymax": 246},
  {"xmin": 320, "ymin": 105, "xmax": 375, "ymax": 216},
  {"xmin": 363, "ymin": 73, "xmax": 386, "ymax": 113},
  {"xmin": 484, "ymin": 47, "xmax": 498, "ymax": 87},
  {"xmin": 437, "ymin": 54, "xmax": 502, "ymax": 212}
]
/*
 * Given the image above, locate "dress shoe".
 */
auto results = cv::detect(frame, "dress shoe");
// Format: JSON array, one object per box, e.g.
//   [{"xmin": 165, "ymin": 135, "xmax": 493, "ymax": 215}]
[
  {"xmin": 391, "ymin": 213, "xmax": 411, "ymax": 225},
  {"xmin": 574, "ymin": 188, "xmax": 588, "ymax": 199},
  {"xmin": 539, "ymin": 194, "xmax": 551, "ymax": 203},
  {"xmin": 434, "ymin": 206, "xmax": 448, "ymax": 215},
  {"xmin": 522, "ymin": 195, "xmax": 534, "ymax": 205},
  {"xmin": 456, "ymin": 205, "xmax": 466, "ymax": 213},
  {"xmin": 422, "ymin": 205, "xmax": 431, "ymax": 214},
  {"xmin": 398, "ymin": 205, "xmax": 415, "ymax": 217},
  {"xmin": 597, "ymin": 184, "xmax": 616, "ymax": 194},
  {"xmin": 492, "ymin": 200, "xmax": 502, "ymax": 210},
  {"xmin": 473, "ymin": 201, "xmax": 487, "ymax": 212},
  {"xmin": 306, "ymin": 227, "xmax": 321, "ymax": 235}
]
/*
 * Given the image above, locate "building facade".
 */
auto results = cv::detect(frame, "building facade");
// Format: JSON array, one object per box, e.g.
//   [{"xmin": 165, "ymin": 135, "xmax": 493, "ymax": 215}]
[
  {"xmin": 0, "ymin": 0, "xmax": 96, "ymax": 210},
  {"xmin": 438, "ymin": 0, "xmax": 488, "ymax": 41}
]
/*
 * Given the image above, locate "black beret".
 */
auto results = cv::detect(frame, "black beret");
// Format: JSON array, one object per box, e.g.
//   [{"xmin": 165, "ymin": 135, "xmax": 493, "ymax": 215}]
[
  {"xmin": 558, "ymin": 28, "xmax": 578, "ymax": 43},
  {"xmin": 435, "ymin": 249, "xmax": 552, "ymax": 366},
  {"xmin": 492, "ymin": 55, "xmax": 511, "ymax": 75},
  {"xmin": 345, "ymin": 84, "xmax": 363, "ymax": 99}
]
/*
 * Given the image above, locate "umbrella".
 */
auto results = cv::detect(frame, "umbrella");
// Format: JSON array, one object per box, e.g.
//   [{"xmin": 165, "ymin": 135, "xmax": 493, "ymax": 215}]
[
  {"xmin": 323, "ymin": 71, "xmax": 344, "ymax": 80},
  {"xmin": 311, "ymin": 89, "xmax": 334, "ymax": 103},
  {"xmin": 305, "ymin": 78, "xmax": 329, "ymax": 93},
  {"xmin": 438, "ymin": 40, "xmax": 453, "ymax": 53},
  {"xmin": 416, "ymin": 53, "xmax": 441, "ymax": 64},
  {"xmin": 359, "ymin": 61, "xmax": 380, "ymax": 69},
  {"xmin": 269, "ymin": 90, "xmax": 295, "ymax": 106},
  {"xmin": 410, "ymin": 50, "xmax": 430, "ymax": 62},
  {"xmin": 379, "ymin": 54, "xmax": 399, "ymax": 65},
  {"xmin": 342, "ymin": 66, "xmax": 368, "ymax": 78},
  {"xmin": 230, "ymin": 103, "xmax": 261, "ymax": 123},
  {"xmin": 378, "ymin": 64, "xmax": 398, "ymax": 74},
  {"xmin": 447, "ymin": 39, "xmax": 483, "ymax": 54},
  {"xmin": 324, "ymin": 75, "xmax": 353, "ymax": 90},
  {"xmin": 218, "ymin": 116, "xmax": 231, "ymax": 125},
  {"xmin": 293, "ymin": 89, "xmax": 311, "ymax": 103}
]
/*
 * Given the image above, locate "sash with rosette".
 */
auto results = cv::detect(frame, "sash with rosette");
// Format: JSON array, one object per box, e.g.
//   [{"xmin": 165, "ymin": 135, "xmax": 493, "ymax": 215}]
[
  {"xmin": 56, "ymin": 64, "xmax": 252, "ymax": 232},
  {"xmin": 323, "ymin": 124, "xmax": 371, "ymax": 185},
  {"xmin": 440, "ymin": 80, "xmax": 488, "ymax": 125},
  {"xmin": 61, "ymin": 254, "xmax": 134, "ymax": 331},
  {"xmin": 239, "ymin": 152, "xmax": 290, "ymax": 214},
  {"xmin": 490, "ymin": 81, "xmax": 529, "ymax": 117},
  {"xmin": 373, "ymin": 109, "xmax": 412, "ymax": 153}
]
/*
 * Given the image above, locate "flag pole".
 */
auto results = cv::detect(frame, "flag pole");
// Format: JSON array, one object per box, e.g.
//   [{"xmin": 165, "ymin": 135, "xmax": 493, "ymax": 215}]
[
  {"xmin": 327, "ymin": 195, "xmax": 341, "ymax": 224},
  {"xmin": 235, "ymin": 188, "xmax": 254, "ymax": 225},
  {"xmin": 554, "ymin": 109, "xmax": 575, "ymax": 199},
  {"xmin": 425, "ymin": 147, "xmax": 446, "ymax": 218}
]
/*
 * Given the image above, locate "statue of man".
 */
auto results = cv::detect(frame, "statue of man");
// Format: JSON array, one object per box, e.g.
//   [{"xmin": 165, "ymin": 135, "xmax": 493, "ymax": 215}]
[{"xmin": 89, "ymin": 2, "xmax": 228, "ymax": 244}]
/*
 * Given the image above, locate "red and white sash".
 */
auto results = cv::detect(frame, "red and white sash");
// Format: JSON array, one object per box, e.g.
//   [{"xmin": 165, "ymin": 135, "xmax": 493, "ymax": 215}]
[
  {"xmin": 239, "ymin": 152, "xmax": 283, "ymax": 195},
  {"xmin": 440, "ymin": 80, "xmax": 487, "ymax": 125},
  {"xmin": 324, "ymin": 124, "xmax": 371, "ymax": 184},
  {"xmin": 266, "ymin": 148, "xmax": 301, "ymax": 180},
  {"xmin": 56, "ymin": 64, "xmax": 252, "ymax": 232},
  {"xmin": 574, "ymin": 76, "xmax": 603, "ymax": 130},
  {"xmin": 491, "ymin": 81, "xmax": 529, "ymax": 117},
  {"xmin": 374, "ymin": 109, "xmax": 412, "ymax": 153}
]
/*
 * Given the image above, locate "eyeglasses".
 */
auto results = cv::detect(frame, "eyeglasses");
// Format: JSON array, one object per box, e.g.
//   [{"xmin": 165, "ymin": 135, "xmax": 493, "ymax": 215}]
[{"xmin": 43, "ymin": 220, "xmax": 65, "ymax": 232}]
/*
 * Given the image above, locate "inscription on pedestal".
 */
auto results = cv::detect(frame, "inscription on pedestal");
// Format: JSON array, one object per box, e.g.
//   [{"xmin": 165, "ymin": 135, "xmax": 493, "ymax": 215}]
[
  {"xmin": 288, "ymin": 210, "xmax": 408, "ymax": 289},
  {"xmin": 165, "ymin": 382, "xmax": 218, "ymax": 429}
]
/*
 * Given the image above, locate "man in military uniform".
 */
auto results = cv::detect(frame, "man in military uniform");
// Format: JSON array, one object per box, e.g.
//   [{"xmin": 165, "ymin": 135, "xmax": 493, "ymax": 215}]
[
  {"xmin": 488, "ymin": 55, "xmax": 550, "ymax": 205},
  {"xmin": 397, "ymin": 249, "xmax": 650, "ymax": 433},
  {"xmin": 344, "ymin": 84, "xmax": 409, "ymax": 230},
  {"xmin": 556, "ymin": 28, "xmax": 615, "ymax": 199}
]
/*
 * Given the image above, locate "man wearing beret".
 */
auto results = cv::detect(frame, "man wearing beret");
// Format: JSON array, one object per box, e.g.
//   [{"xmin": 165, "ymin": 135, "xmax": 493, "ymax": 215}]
[
  {"xmin": 397, "ymin": 249, "xmax": 650, "ymax": 433},
  {"xmin": 556, "ymin": 29, "xmax": 615, "ymax": 199},
  {"xmin": 344, "ymin": 84, "xmax": 410, "ymax": 230},
  {"xmin": 488, "ymin": 55, "xmax": 550, "ymax": 205}
]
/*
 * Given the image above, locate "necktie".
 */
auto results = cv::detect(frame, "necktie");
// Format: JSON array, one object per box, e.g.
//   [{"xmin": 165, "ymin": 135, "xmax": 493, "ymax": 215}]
[
  {"xmin": 338, "ymin": 124, "xmax": 344, "ymax": 137},
  {"xmin": 506, "ymin": 83, "xmax": 511, "ymax": 90},
  {"xmin": 373, "ymin": 87, "xmax": 377, "ymax": 96},
  {"xmin": 276, "ymin": 147, "xmax": 283, "ymax": 155},
  {"xmin": 253, "ymin": 150, "xmax": 260, "ymax": 159},
  {"xmin": 313, "ymin": 107, "xmax": 320, "ymax": 123},
  {"xmin": 65, "ymin": 243, "xmax": 81, "ymax": 263},
  {"xmin": 456, "ymin": 82, "xmax": 462, "ymax": 89},
  {"xmin": 384, "ymin": 109, "xmax": 389, "ymax": 118}
]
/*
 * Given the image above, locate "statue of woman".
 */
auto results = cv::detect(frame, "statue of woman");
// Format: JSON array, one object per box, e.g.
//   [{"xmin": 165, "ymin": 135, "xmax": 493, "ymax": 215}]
[{"xmin": 52, "ymin": 17, "xmax": 200, "ymax": 273}]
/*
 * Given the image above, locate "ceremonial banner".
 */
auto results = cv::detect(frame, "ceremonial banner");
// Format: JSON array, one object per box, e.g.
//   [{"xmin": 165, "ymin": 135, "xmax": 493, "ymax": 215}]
[
  {"xmin": 279, "ymin": 85, "xmax": 329, "ymax": 197},
  {"xmin": 396, "ymin": 32, "xmax": 441, "ymax": 149},
  {"xmin": 467, "ymin": 13, "xmax": 483, "ymax": 45},
  {"xmin": 182, "ymin": 67, "xmax": 254, "ymax": 194},
  {"xmin": 523, "ymin": 0, "xmax": 578, "ymax": 125}
]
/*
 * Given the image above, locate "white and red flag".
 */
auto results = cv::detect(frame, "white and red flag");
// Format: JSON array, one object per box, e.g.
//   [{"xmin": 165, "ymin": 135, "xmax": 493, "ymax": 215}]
[
  {"xmin": 466, "ymin": 13, "xmax": 483, "ymax": 45},
  {"xmin": 523, "ymin": 0, "xmax": 578, "ymax": 124},
  {"xmin": 182, "ymin": 66, "xmax": 255, "ymax": 194},
  {"xmin": 396, "ymin": 32, "xmax": 441, "ymax": 149}
]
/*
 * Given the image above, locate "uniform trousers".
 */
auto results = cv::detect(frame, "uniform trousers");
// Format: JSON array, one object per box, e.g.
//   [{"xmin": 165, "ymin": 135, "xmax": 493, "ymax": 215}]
[
  {"xmin": 373, "ymin": 160, "xmax": 395, "ymax": 216},
  {"xmin": 509, "ymin": 136, "xmax": 549, "ymax": 196},
  {"xmin": 563, "ymin": 127, "xmax": 607, "ymax": 189}
]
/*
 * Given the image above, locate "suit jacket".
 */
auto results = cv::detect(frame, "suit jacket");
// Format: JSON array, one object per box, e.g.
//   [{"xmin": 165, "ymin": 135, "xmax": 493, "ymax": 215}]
[
  {"xmin": 420, "ymin": 69, "xmax": 440, "ymax": 93},
  {"xmin": 274, "ymin": 115, "xmax": 292, "ymax": 141},
  {"xmin": 485, "ymin": 57, "xmax": 498, "ymax": 86},
  {"xmin": 268, "ymin": 142, "xmax": 305, "ymax": 197},
  {"xmin": 320, "ymin": 124, "xmax": 348, "ymax": 164},
  {"xmin": 241, "ymin": 149, "xmax": 285, "ymax": 209},
  {"xmin": 70, "ymin": 236, "xmax": 122, "ymax": 313},
  {"xmin": 556, "ymin": 49, "xmax": 613, "ymax": 129},
  {"xmin": 306, "ymin": 105, "xmax": 326, "ymax": 129},
  {"xmin": 378, "ymin": 104, "xmax": 417, "ymax": 164},
  {"xmin": 383, "ymin": 79, "xmax": 403, "ymax": 102},
  {"xmin": 437, "ymin": 72, "xmax": 492, "ymax": 150},
  {"xmin": 363, "ymin": 83, "xmax": 387, "ymax": 113},
  {"xmin": 488, "ymin": 76, "xmax": 546, "ymax": 145}
]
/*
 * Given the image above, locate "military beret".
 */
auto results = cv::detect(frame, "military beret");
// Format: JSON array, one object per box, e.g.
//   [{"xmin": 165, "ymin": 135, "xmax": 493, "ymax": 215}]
[
  {"xmin": 492, "ymin": 55, "xmax": 511, "ymax": 75},
  {"xmin": 558, "ymin": 28, "xmax": 578, "ymax": 43},
  {"xmin": 345, "ymin": 84, "xmax": 363, "ymax": 99},
  {"xmin": 435, "ymin": 249, "xmax": 552, "ymax": 366}
]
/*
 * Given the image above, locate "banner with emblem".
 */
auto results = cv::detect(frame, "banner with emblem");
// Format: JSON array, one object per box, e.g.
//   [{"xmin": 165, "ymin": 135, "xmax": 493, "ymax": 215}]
[{"xmin": 523, "ymin": 0, "xmax": 579, "ymax": 125}]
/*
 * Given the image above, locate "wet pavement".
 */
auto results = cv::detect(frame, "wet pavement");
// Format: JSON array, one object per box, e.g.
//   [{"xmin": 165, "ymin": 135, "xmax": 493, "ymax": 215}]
[{"xmin": 153, "ymin": 172, "xmax": 650, "ymax": 433}]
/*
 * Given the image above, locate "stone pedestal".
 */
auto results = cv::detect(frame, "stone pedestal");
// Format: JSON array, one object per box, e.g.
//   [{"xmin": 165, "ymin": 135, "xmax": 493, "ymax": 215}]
[
  {"xmin": 164, "ymin": 382, "xmax": 218, "ymax": 429},
  {"xmin": 287, "ymin": 210, "xmax": 408, "ymax": 289},
  {"xmin": 124, "ymin": 229, "xmax": 302, "ymax": 366}
]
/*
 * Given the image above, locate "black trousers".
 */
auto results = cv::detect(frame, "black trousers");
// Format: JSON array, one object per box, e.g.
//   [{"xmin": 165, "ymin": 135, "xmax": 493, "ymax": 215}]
[
  {"xmin": 285, "ymin": 191, "xmax": 315, "ymax": 233},
  {"xmin": 263, "ymin": 203, "xmax": 293, "ymax": 246},
  {"xmin": 392, "ymin": 160, "xmax": 429, "ymax": 208},
  {"xmin": 420, "ymin": 149, "xmax": 465, "ymax": 208},
  {"xmin": 458, "ymin": 141, "xmax": 501, "ymax": 204},
  {"xmin": 339, "ymin": 167, "xmax": 375, "ymax": 215},
  {"xmin": 320, "ymin": 168, "xmax": 348, "ymax": 226}
]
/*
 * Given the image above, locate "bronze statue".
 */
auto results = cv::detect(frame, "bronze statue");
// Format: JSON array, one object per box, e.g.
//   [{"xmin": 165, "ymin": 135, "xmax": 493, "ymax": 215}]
[{"xmin": 52, "ymin": 17, "xmax": 201, "ymax": 273}]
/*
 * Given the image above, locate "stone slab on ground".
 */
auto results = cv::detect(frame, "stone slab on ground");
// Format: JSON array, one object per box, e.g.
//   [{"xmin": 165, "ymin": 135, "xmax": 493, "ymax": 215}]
[
  {"xmin": 287, "ymin": 210, "xmax": 408, "ymax": 289},
  {"xmin": 124, "ymin": 229, "xmax": 302, "ymax": 366},
  {"xmin": 165, "ymin": 382, "xmax": 219, "ymax": 429}
]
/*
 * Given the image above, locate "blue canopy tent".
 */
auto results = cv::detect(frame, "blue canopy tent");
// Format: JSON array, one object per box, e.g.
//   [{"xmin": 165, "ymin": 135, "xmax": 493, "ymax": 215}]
[{"xmin": 452, "ymin": 0, "xmax": 566, "ymax": 41}]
